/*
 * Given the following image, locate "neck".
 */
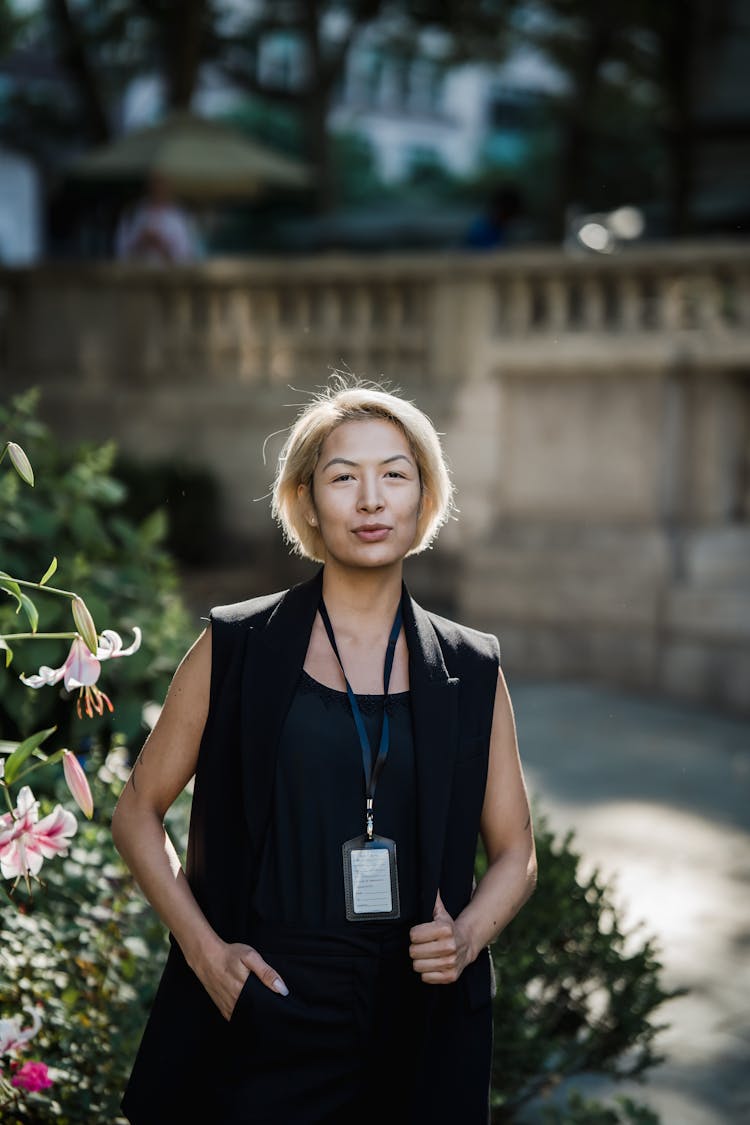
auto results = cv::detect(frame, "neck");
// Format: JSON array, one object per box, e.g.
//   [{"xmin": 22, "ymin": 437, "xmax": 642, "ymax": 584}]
[{"xmin": 320, "ymin": 560, "xmax": 403, "ymax": 629}]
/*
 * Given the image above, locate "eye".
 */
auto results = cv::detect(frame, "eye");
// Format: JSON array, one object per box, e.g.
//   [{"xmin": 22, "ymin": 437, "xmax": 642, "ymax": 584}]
[
  {"xmin": 385, "ymin": 470, "xmax": 406, "ymax": 479},
  {"xmin": 332, "ymin": 472, "xmax": 354, "ymax": 482}
]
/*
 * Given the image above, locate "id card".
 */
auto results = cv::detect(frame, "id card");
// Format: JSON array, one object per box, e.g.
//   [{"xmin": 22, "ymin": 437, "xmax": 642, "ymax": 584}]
[{"xmin": 342, "ymin": 834, "xmax": 400, "ymax": 921}]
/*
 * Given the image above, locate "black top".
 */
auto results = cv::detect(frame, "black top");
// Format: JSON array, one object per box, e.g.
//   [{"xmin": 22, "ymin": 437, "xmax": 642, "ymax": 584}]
[{"xmin": 252, "ymin": 668, "xmax": 418, "ymax": 927}]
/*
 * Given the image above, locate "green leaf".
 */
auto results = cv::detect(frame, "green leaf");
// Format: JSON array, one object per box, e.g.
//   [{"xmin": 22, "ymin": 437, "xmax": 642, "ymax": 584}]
[
  {"xmin": 18, "ymin": 590, "xmax": 39, "ymax": 632},
  {"xmin": 12, "ymin": 745, "xmax": 65, "ymax": 782},
  {"xmin": 0, "ymin": 571, "xmax": 22, "ymax": 611},
  {"xmin": 3, "ymin": 726, "xmax": 57, "ymax": 784},
  {"xmin": 0, "ymin": 637, "xmax": 12, "ymax": 666},
  {"xmin": 39, "ymin": 556, "xmax": 58, "ymax": 585}
]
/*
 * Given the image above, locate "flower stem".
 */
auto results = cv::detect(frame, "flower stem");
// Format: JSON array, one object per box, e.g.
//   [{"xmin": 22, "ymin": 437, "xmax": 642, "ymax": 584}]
[
  {"xmin": 0, "ymin": 633, "xmax": 79, "ymax": 641},
  {"xmin": 1, "ymin": 781, "xmax": 15, "ymax": 816},
  {"xmin": 2, "ymin": 576, "xmax": 77, "ymax": 598}
]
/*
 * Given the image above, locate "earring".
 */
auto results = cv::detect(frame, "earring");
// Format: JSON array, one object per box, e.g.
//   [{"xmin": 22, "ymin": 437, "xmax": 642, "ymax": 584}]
[{"xmin": 309, "ymin": 515, "xmax": 317, "ymax": 526}]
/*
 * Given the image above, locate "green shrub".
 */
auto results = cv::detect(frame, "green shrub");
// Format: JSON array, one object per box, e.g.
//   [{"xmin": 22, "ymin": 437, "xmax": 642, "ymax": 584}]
[
  {"xmin": 0, "ymin": 388, "xmax": 197, "ymax": 757},
  {"xmin": 112, "ymin": 452, "xmax": 223, "ymax": 567},
  {"xmin": 486, "ymin": 813, "xmax": 683, "ymax": 1122},
  {"xmin": 537, "ymin": 1090, "xmax": 661, "ymax": 1124}
]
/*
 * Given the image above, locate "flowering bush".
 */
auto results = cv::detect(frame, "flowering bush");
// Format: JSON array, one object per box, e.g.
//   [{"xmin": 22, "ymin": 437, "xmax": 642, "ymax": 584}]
[
  {"xmin": 0, "ymin": 407, "xmax": 147, "ymax": 1118},
  {"xmin": 0, "ymin": 761, "xmax": 191, "ymax": 1125},
  {"xmin": 0, "ymin": 1009, "xmax": 45, "ymax": 1104},
  {"xmin": 0, "ymin": 388, "xmax": 192, "ymax": 754},
  {"xmin": 1, "ymin": 388, "xmax": 198, "ymax": 1121}
]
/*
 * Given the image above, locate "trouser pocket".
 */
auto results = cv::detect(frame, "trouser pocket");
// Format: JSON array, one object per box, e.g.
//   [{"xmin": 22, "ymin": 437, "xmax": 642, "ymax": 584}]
[{"xmin": 229, "ymin": 950, "xmax": 357, "ymax": 1068}]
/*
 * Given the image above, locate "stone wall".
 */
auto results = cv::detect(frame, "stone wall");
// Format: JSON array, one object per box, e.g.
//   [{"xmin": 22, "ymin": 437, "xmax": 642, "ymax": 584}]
[{"xmin": 1, "ymin": 240, "xmax": 748, "ymax": 712}]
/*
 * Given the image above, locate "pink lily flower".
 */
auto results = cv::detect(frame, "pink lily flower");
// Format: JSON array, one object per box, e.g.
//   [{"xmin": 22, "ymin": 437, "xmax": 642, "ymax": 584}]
[
  {"xmin": 0, "ymin": 785, "xmax": 77, "ymax": 881},
  {"xmin": 19, "ymin": 627, "xmax": 141, "ymax": 719},
  {"xmin": 0, "ymin": 1008, "xmax": 41, "ymax": 1056},
  {"xmin": 62, "ymin": 750, "xmax": 94, "ymax": 820}
]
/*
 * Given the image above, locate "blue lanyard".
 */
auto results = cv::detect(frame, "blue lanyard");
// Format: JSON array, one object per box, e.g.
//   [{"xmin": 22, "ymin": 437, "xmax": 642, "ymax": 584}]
[{"xmin": 318, "ymin": 597, "xmax": 403, "ymax": 839}]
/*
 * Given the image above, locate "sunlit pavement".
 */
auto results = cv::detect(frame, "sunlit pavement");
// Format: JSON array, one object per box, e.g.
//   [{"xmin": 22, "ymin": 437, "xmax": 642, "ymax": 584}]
[{"xmin": 508, "ymin": 678, "xmax": 750, "ymax": 1125}]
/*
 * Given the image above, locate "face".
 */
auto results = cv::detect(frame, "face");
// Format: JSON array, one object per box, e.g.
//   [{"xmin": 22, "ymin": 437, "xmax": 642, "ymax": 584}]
[{"xmin": 299, "ymin": 418, "xmax": 423, "ymax": 571}]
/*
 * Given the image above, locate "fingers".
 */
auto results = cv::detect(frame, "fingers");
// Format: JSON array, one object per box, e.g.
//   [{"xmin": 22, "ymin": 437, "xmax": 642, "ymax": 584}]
[
  {"xmin": 239, "ymin": 946, "xmax": 289, "ymax": 996},
  {"xmin": 433, "ymin": 889, "xmax": 450, "ymax": 920},
  {"xmin": 408, "ymin": 933, "xmax": 461, "ymax": 982},
  {"xmin": 410, "ymin": 892, "xmax": 462, "ymax": 983}
]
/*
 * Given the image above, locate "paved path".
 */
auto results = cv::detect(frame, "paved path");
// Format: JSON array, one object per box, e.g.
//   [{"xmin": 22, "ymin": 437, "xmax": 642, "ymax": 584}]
[{"xmin": 508, "ymin": 677, "xmax": 750, "ymax": 1125}]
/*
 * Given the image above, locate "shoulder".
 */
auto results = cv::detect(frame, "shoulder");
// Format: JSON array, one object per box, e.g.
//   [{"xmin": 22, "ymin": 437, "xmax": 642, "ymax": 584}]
[
  {"xmin": 423, "ymin": 607, "xmax": 501, "ymax": 666},
  {"xmin": 208, "ymin": 587, "xmax": 288, "ymax": 629}
]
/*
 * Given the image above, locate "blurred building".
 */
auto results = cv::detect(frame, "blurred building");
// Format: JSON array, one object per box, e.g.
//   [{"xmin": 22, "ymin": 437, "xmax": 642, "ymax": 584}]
[
  {"xmin": 690, "ymin": 0, "xmax": 750, "ymax": 234},
  {"xmin": 0, "ymin": 147, "xmax": 41, "ymax": 264},
  {"xmin": 329, "ymin": 54, "xmax": 545, "ymax": 186}
]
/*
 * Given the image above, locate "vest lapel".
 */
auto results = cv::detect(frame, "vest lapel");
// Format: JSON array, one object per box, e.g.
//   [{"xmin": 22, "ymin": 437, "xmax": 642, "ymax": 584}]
[
  {"xmin": 239, "ymin": 567, "xmax": 460, "ymax": 922},
  {"xmin": 240, "ymin": 567, "xmax": 323, "ymax": 871},
  {"xmin": 402, "ymin": 586, "xmax": 461, "ymax": 921}
]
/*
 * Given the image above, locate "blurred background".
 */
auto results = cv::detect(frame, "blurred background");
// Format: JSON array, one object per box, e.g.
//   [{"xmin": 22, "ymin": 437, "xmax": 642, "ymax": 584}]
[{"xmin": 1, "ymin": 2, "xmax": 749, "ymax": 1123}]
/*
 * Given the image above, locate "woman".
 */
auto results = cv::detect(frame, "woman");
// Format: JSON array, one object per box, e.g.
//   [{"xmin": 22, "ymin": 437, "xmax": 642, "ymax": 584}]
[{"xmin": 112, "ymin": 379, "xmax": 537, "ymax": 1125}]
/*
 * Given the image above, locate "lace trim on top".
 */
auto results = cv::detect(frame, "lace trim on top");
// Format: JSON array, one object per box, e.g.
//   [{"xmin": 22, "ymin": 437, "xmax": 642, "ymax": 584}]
[{"xmin": 299, "ymin": 668, "xmax": 410, "ymax": 715}]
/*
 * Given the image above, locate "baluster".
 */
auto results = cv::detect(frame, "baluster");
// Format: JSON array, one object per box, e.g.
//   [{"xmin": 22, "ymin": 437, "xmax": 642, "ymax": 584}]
[
  {"xmin": 617, "ymin": 276, "xmax": 642, "ymax": 331},
  {"xmin": 693, "ymin": 273, "xmax": 726, "ymax": 330},
  {"xmin": 733, "ymin": 270, "xmax": 750, "ymax": 327},
  {"xmin": 506, "ymin": 277, "xmax": 532, "ymax": 334},
  {"xmin": 385, "ymin": 284, "xmax": 403, "ymax": 330},
  {"xmin": 353, "ymin": 285, "xmax": 372, "ymax": 330},
  {"xmin": 321, "ymin": 286, "xmax": 340, "ymax": 331},
  {"xmin": 659, "ymin": 275, "xmax": 684, "ymax": 330},
  {"xmin": 545, "ymin": 276, "xmax": 568, "ymax": 333},
  {"xmin": 581, "ymin": 276, "xmax": 605, "ymax": 331}
]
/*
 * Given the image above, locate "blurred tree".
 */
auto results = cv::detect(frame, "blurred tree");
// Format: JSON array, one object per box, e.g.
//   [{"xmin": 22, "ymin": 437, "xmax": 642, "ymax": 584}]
[
  {"xmin": 469, "ymin": 0, "xmax": 746, "ymax": 237},
  {"xmin": 218, "ymin": 0, "xmax": 386, "ymax": 212},
  {"xmin": 1, "ymin": 0, "xmax": 740, "ymax": 233},
  {"xmin": 0, "ymin": 0, "xmax": 25, "ymax": 54}
]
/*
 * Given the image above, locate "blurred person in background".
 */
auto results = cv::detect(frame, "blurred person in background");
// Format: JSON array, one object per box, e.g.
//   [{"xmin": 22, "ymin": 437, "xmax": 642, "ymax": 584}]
[
  {"xmin": 111, "ymin": 377, "xmax": 537, "ymax": 1125},
  {"xmin": 115, "ymin": 173, "xmax": 201, "ymax": 264},
  {"xmin": 464, "ymin": 182, "xmax": 524, "ymax": 250}
]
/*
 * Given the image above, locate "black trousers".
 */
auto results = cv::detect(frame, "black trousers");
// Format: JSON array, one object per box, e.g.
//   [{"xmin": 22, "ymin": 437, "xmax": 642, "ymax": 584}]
[
  {"xmin": 122, "ymin": 919, "xmax": 493, "ymax": 1125},
  {"xmin": 215, "ymin": 918, "xmax": 425, "ymax": 1125}
]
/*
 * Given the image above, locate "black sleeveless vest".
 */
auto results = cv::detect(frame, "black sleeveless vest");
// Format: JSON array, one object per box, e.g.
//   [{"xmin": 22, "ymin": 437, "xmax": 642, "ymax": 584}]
[{"xmin": 121, "ymin": 566, "xmax": 500, "ymax": 1125}]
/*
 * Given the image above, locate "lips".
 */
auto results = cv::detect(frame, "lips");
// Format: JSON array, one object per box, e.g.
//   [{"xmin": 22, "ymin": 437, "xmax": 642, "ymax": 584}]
[{"xmin": 353, "ymin": 525, "xmax": 391, "ymax": 541}]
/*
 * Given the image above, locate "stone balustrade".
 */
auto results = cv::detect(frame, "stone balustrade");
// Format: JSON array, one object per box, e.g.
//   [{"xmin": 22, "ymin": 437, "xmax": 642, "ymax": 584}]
[
  {"xmin": 1, "ymin": 239, "xmax": 749, "ymax": 713},
  {"xmin": 2, "ymin": 241, "xmax": 748, "ymax": 388}
]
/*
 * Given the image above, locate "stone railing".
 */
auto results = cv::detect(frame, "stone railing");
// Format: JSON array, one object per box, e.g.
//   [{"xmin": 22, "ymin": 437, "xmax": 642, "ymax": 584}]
[
  {"xmin": 1, "ymin": 240, "xmax": 748, "ymax": 388},
  {"xmin": 1, "ymin": 239, "xmax": 749, "ymax": 713}
]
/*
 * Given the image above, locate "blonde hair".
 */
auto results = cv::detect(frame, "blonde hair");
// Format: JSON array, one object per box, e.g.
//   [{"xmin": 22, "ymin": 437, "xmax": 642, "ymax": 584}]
[{"xmin": 271, "ymin": 376, "xmax": 455, "ymax": 562}]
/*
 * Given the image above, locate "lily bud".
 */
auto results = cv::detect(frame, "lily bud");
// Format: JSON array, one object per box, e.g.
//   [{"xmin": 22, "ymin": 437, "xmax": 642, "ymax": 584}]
[
  {"xmin": 71, "ymin": 597, "xmax": 98, "ymax": 656},
  {"xmin": 7, "ymin": 442, "xmax": 34, "ymax": 486},
  {"xmin": 62, "ymin": 750, "xmax": 94, "ymax": 820}
]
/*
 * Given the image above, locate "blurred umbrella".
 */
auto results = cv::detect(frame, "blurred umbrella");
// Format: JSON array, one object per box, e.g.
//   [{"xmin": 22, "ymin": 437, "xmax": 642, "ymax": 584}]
[{"xmin": 66, "ymin": 110, "xmax": 313, "ymax": 201}]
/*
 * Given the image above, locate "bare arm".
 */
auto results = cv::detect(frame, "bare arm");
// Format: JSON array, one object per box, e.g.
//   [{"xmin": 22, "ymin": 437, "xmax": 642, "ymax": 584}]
[
  {"xmin": 111, "ymin": 625, "xmax": 288, "ymax": 1016},
  {"xmin": 409, "ymin": 665, "xmax": 537, "ymax": 982}
]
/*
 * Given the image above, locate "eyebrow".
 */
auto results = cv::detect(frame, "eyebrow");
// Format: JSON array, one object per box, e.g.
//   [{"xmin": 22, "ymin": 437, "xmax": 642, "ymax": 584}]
[{"xmin": 321, "ymin": 453, "xmax": 414, "ymax": 472}]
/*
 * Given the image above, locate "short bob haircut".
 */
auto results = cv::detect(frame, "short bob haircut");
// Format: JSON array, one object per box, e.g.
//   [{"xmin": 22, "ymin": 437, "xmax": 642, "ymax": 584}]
[{"xmin": 271, "ymin": 377, "xmax": 456, "ymax": 563}]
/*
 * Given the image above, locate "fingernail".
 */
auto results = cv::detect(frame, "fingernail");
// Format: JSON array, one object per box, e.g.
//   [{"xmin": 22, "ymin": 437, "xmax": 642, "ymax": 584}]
[{"xmin": 273, "ymin": 978, "xmax": 289, "ymax": 996}]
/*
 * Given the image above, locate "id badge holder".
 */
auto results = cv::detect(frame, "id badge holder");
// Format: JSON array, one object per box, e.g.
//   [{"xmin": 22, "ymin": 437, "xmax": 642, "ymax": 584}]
[{"xmin": 342, "ymin": 834, "xmax": 401, "ymax": 922}]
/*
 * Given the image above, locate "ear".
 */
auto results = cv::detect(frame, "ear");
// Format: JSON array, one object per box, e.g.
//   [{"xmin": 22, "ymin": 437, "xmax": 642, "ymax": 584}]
[
  {"xmin": 417, "ymin": 485, "xmax": 433, "ymax": 523},
  {"xmin": 297, "ymin": 481, "xmax": 317, "ymax": 527}
]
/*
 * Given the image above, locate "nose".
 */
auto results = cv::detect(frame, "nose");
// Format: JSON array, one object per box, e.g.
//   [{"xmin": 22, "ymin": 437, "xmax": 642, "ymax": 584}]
[{"xmin": 357, "ymin": 471, "xmax": 384, "ymax": 513}]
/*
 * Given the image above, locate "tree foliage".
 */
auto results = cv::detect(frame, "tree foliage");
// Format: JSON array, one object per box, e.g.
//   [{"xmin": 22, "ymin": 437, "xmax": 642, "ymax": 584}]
[{"xmin": 1, "ymin": 0, "xmax": 727, "ymax": 231}]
